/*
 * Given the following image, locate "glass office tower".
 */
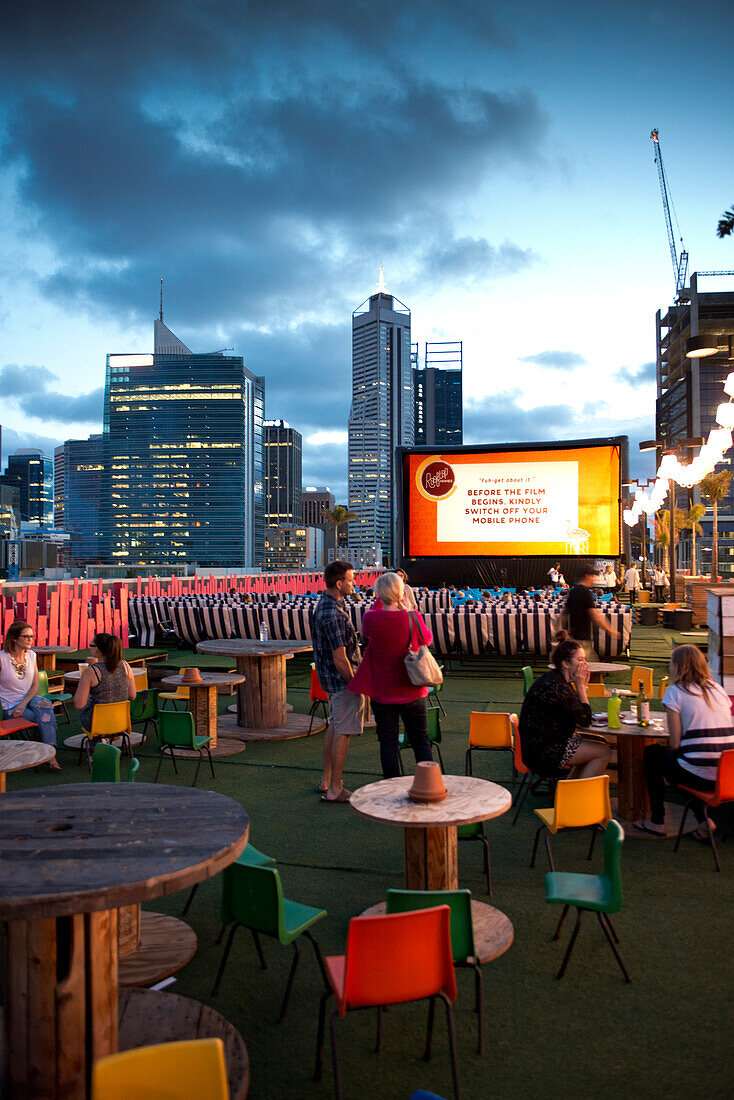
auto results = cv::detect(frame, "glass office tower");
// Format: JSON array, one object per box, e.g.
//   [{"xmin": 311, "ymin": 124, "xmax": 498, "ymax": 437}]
[
  {"xmin": 102, "ymin": 320, "xmax": 264, "ymax": 568},
  {"xmin": 54, "ymin": 436, "xmax": 105, "ymax": 565},
  {"xmin": 263, "ymin": 420, "xmax": 302, "ymax": 527},
  {"xmin": 413, "ymin": 341, "xmax": 463, "ymax": 446},
  {"xmin": 5, "ymin": 449, "xmax": 53, "ymax": 526}
]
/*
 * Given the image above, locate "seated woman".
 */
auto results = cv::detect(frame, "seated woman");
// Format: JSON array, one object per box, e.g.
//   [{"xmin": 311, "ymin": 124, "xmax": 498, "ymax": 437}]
[
  {"xmin": 348, "ymin": 571, "xmax": 434, "ymax": 779},
  {"xmin": 635, "ymin": 645, "xmax": 734, "ymax": 838},
  {"xmin": 0, "ymin": 620, "xmax": 61, "ymax": 770},
  {"xmin": 519, "ymin": 636, "xmax": 610, "ymax": 779},
  {"xmin": 74, "ymin": 633, "xmax": 137, "ymax": 731}
]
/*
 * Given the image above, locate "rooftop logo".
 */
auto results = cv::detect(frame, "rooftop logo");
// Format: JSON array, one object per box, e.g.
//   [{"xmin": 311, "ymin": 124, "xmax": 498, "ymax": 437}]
[{"xmin": 417, "ymin": 457, "xmax": 456, "ymax": 501}]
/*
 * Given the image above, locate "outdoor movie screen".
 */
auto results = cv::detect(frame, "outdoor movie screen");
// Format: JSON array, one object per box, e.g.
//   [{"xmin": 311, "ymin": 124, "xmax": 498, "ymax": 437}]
[{"xmin": 403, "ymin": 441, "xmax": 622, "ymax": 558}]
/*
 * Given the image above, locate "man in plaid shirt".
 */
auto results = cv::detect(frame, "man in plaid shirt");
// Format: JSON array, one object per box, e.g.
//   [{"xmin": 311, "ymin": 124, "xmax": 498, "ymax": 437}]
[{"xmin": 313, "ymin": 560, "xmax": 365, "ymax": 802}]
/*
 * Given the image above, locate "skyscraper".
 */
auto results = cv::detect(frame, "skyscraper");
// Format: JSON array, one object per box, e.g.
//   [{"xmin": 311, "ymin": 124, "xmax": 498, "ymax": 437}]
[
  {"xmin": 101, "ymin": 319, "xmax": 264, "ymax": 568},
  {"xmin": 348, "ymin": 271, "xmax": 413, "ymax": 564},
  {"xmin": 5, "ymin": 449, "xmax": 53, "ymax": 526},
  {"xmin": 263, "ymin": 420, "xmax": 302, "ymax": 528},
  {"xmin": 413, "ymin": 341, "xmax": 463, "ymax": 446},
  {"xmin": 55, "ymin": 436, "xmax": 105, "ymax": 565}
]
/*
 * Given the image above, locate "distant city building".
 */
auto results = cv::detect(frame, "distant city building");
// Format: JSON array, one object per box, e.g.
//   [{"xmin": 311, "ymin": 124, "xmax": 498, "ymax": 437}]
[
  {"xmin": 5, "ymin": 449, "xmax": 53, "ymax": 526},
  {"xmin": 262, "ymin": 525, "xmax": 322, "ymax": 571},
  {"xmin": 326, "ymin": 542, "xmax": 382, "ymax": 569},
  {"xmin": 301, "ymin": 486, "xmax": 335, "ymax": 527},
  {"xmin": 54, "ymin": 436, "xmax": 105, "ymax": 565},
  {"xmin": 656, "ymin": 273, "xmax": 734, "ymax": 577},
  {"xmin": 263, "ymin": 421, "xmax": 302, "ymax": 529},
  {"xmin": 413, "ymin": 341, "xmax": 463, "ymax": 446},
  {"xmin": 102, "ymin": 318, "xmax": 264, "ymax": 568},
  {"xmin": 348, "ymin": 271, "xmax": 413, "ymax": 565}
]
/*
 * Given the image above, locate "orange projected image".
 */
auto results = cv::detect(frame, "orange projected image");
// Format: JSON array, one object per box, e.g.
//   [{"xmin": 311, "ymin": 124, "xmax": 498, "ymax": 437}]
[{"xmin": 405, "ymin": 444, "xmax": 621, "ymax": 558}]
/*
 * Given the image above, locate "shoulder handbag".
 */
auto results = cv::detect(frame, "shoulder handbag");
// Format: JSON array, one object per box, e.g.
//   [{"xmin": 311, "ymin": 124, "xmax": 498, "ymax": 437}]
[{"xmin": 404, "ymin": 612, "xmax": 443, "ymax": 688}]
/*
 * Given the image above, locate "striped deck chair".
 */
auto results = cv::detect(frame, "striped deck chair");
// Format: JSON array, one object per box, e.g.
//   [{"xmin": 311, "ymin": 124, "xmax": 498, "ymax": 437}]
[
  {"xmin": 261, "ymin": 607, "xmax": 291, "ymax": 640},
  {"xmin": 288, "ymin": 607, "xmax": 313, "ymax": 641},
  {"xmin": 199, "ymin": 603, "xmax": 233, "ymax": 641},
  {"xmin": 167, "ymin": 603, "xmax": 205, "ymax": 646},
  {"xmin": 523, "ymin": 609, "xmax": 554, "ymax": 655},
  {"xmin": 127, "ymin": 598, "xmax": 160, "ymax": 647},
  {"xmin": 229, "ymin": 605, "xmax": 263, "ymax": 639},
  {"xmin": 453, "ymin": 610, "xmax": 490, "ymax": 657},
  {"xmin": 422, "ymin": 612, "xmax": 456, "ymax": 658},
  {"xmin": 485, "ymin": 609, "xmax": 522, "ymax": 656}
]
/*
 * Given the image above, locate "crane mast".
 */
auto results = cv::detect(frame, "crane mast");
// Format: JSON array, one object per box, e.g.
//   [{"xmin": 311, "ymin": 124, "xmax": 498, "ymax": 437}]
[{"xmin": 650, "ymin": 129, "xmax": 689, "ymax": 300}]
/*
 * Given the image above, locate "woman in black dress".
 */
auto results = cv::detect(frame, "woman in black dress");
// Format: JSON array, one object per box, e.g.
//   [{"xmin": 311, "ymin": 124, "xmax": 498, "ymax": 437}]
[{"xmin": 519, "ymin": 637, "xmax": 610, "ymax": 779}]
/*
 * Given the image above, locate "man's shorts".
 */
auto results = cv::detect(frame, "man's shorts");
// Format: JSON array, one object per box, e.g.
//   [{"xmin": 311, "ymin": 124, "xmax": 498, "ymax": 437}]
[{"xmin": 328, "ymin": 688, "xmax": 365, "ymax": 737}]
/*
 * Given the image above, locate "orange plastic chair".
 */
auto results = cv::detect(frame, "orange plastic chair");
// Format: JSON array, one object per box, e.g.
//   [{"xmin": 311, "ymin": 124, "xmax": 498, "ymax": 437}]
[
  {"xmin": 308, "ymin": 666, "xmax": 329, "ymax": 732},
  {"xmin": 314, "ymin": 907, "xmax": 460, "ymax": 1100},
  {"xmin": 530, "ymin": 775, "xmax": 612, "ymax": 871},
  {"xmin": 674, "ymin": 749, "xmax": 734, "ymax": 871},
  {"xmin": 617, "ymin": 666, "xmax": 653, "ymax": 697},
  {"xmin": 586, "ymin": 684, "xmax": 609, "ymax": 699},
  {"xmin": 159, "ymin": 667, "xmax": 190, "ymax": 710},
  {"xmin": 465, "ymin": 712, "xmax": 515, "ymax": 779},
  {"xmin": 511, "ymin": 723, "xmax": 534, "ymax": 825},
  {"xmin": 657, "ymin": 676, "xmax": 669, "ymax": 700}
]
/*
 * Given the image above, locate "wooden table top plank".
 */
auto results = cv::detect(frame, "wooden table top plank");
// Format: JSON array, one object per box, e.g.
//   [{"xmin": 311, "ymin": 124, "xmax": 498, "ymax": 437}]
[
  {"xmin": 588, "ymin": 713, "xmax": 668, "ymax": 738},
  {"xmin": 0, "ymin": 741, "xmax": 56, "ymax": 773},
  {"xmin": 0, "ymin": 784, "xmax": 249, "ymax": 919},
  {"xmin": 197, "ymin": 639, "xmax": 312, "ymax": 658},
  {"xmin": 161, "ymin": 673, "xmax": 245, "ymax": 687},
  {"xmin": 350, "ymin": 775, "xmax": 512, "ymax": 828}
]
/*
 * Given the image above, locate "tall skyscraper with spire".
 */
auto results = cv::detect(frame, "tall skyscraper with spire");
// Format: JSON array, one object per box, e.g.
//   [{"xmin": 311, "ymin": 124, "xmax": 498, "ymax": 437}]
[{"xmin": 347, "ymin": 269, "xmax": 413, "ymax": 564}]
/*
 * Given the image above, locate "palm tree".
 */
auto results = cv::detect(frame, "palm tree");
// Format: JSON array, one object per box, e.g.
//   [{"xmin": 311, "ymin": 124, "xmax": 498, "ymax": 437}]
[
  {"xmin": 320, "ymin": 505, "xmax": 358, "ymax": 554},
  {"xmin": 681, "ymin": 503, "xmax": 706, "ymax": 576},
  {"xmin": 655, "ymin": 507, "xmax": 685, "ymax": 576},
  {"xmin": 699, "ymin": 470, "xmax": 733, "ymax": 580},
  {"xmin": 717, "ymin": 205, "xmax": 734, "ymax": 238}
]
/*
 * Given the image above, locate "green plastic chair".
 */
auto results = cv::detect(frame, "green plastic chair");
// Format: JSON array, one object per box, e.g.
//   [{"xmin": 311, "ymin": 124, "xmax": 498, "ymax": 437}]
[
  {"xmin": 37, "ymin": 670, "xmax": 73, "ymax": 724},
  {"xmin": 130, "ymin": 688, "xmax": 159, "ymax": 742},
  {"xmin": 90, "ymin": 742, "xmax": 140, "ymax": 782},
  {"xmin": 544, "ymin": 819, "xmax": 630, "ymax": 982},
  {"xmin": 154, "ymin": 710, "xmax": 214, "ymax": 787},
  {"xmin": 521, "ymin": 666, "xmax": 534, "ymax": 697},
  {"xmin": 386, "ymin": 888, "xmax": 484, "ymax": 1054},
  {"xmin": 427, "ymin": 666, "xmax": 447, "ymax": 716},
  {"xmin": 457, "ymin": 821, "xmax": 491, "ymax": 894},
  {"xmin": 182, "ymin": 842, "xmax": 276, "ymax": 918},
  {"xmin": 397, "ymin": 707, "xmax": 444, "ymax": 775},
  {"xmin": 212, "ymin": 864, "xmax": 328, "ymax": 1022}
]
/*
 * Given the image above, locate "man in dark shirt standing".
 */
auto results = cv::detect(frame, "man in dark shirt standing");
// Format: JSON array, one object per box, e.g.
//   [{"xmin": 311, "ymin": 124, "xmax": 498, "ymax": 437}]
[
  {"xmin": 312, "ymin": 560, "xmax": 366, "ymax": 802},
  {"xmin": 564, "ymin": 565, "xmax": 619, "ymax": 659}
]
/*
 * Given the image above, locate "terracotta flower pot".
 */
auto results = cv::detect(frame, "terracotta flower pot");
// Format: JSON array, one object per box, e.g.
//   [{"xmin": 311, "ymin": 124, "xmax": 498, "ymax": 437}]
[
  {"xmin": 182, "ymin": 667, "xmax": 203, "ymax": 684},
  {"xmin": 408, "ymin": 761, "xmax": 447, "ymax": 803}
]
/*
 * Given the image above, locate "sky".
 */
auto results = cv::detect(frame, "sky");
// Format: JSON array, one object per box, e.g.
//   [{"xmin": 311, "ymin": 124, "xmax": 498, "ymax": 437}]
[{"xmin": 1, "ymin": 0, "xmax": 734, "ymax": 503}]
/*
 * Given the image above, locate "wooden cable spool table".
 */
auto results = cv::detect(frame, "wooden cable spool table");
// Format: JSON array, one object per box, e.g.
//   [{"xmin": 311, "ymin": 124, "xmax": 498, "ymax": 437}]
[
  {"xmin": 161, "ymin": 671, "xmax": 246, "ymax": 756},
  {"xmin": 196, "ymin": 638, "xmax": 323, "ymax": 741},
  {"xmin": 33, "ymin": 646, "xmax": 75, "ymax": 672},
  {"xmin": 0, "ymin": 740, "xmax": 56, "ymax": 792},
  {"xmin": 0, "ymin": 783, "xmax": 250, "ymax": 1099}
]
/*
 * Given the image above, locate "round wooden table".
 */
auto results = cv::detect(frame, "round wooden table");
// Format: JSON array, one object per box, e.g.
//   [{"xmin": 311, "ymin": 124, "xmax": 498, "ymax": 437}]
[
  {"xmin": 63, "ymin": 667, "xmax": 149, "ymax": 684},
  {"xmin": 350, "ymin": 775, "xmax": 512, "ymax": 891},
  {"xmin": 587, "ymin": 661, "xmax": 631, "ymax": 684},
  {"xmin": 196, "ymin": 638, "xmax": 321, "ymax": 739},
  {"xmin": 0, "ymin": 783, "xmax": 249, "ymax": 1100},
  {"xmin": 161, "ymin": 672, "xmax": 245, "ymax": 749},
  {"xmin": 0, "ymin": 740, "xmax": 56, "ymax": 792},
  {"xmin": 359, "ymin": 899, "xmax": 513, "ymax": 964},
  {"xmin": 33, "ymin": 645, "xmax": 75, "ymax": 672}
]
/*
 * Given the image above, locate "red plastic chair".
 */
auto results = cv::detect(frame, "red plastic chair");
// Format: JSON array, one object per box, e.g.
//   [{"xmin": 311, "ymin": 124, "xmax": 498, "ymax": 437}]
[
  {"xmin": 674, "ymin": 749, "xmax": 734, "ymax": 871},
  {"xmin": 308, "ymin": 667, "xmax": 329, "ymax": 732},
  {"xmin": 314, "ymin": 907, "xmax": 460, "ymax": 1100},
  {"xmin": 0, "ymin": 718, "xmax": 38, "ymax": 739},
  {"xmin": 511, "ymin": 724, "xmax": 533, "ymax": 825}
]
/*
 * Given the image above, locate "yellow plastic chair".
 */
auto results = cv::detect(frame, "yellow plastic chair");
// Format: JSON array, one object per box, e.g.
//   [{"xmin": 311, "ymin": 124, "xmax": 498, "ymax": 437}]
[
  {"xmin": 615, "ymin": 665, "xmax": 654, "ymax": 698},
  {"xmin": 91, "ymin": 1037, "xmax": 228, "ymax": 1100},
  {"xmin": 657, "ymin": 676, "xmax": 669, "ymax": 700},
  {"xmin": 465, "ymin": 712, "xmax": 516, "ymax": 779},
  {"xmin": 530, "ymin": 775, "xmax": 612, "ymax": 871},
  {"xmin": 159, "ymin": 666, "xmax": 190, "ymax": 710},
  {"xmin": 80, "ymin": 701, "xmax": 133, "ymax": 769}
]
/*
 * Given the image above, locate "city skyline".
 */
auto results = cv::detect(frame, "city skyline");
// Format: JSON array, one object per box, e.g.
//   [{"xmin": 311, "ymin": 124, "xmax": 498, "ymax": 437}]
[{"xmin": 2, "ymin": 2, "xmax": 734, "ymax": 503}]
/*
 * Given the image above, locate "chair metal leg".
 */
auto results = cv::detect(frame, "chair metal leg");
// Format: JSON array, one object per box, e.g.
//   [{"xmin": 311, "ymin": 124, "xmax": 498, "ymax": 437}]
[
  {"xmin": 181, "ymin": 883, "xmax": 198, "ymax": 916},
  {"xmin": 278, "ymin": 941, "xmax": 300, "ymax": 1023},
  {"xmin": 544, "ymin": 832, "xmax": 555, "ymax": 872},
  {"xmin": 215, "ymin": 922, "xmax": 227, "ymax": 945},
  {"xmin": 440, "ymin": 991, "xmax": 461, "ymax": 1100},
  {"xmin": 375, "ymin": 1005, "xmax": 383, "ymax": 1052},
  {"xmin": 433, "ymin": 743, "xmax": 445, "ymax": 772},
  {"xmin": 530, "ymin": 824, "xmax": 544, "ymax": 867},
  {"xmin": 552, "ymin": 904, "xmax": 569, "ymax": 941},
  {"xmin": 313, "ymin": 989, "xmax": 332, "ymax": 1081},
  {"xmin": 703, "ymin": 811, "xmax": 721, "ymax": 872},
  {"xmin": 481, "ymin": 835, "xmax": 491, "ymax": 896},
  {"xmin": 512, "ymin": 773, "xmax": 530, "ymax": 825},
  {"xmin": 304, "ymin": 930, "xmax": 329, "ymax": 988},
  {"xmin": 212, "ymin": 921, "xmax": 241, "ymax": 995},
  {"xmin": 587, "ymin": 824, "xmax": 600, "ymax": 861},
  {"xmin": 153, "ymin": 752, "xmax": 164, "ymax": 783},
  {"xmin": 674, "ymin": 801, "xmax": 692, "ymax": 851},
  {"xmin": 423, "ymin": 996, "xmax": 436, "ymax": 1062},
  {"xmin": 473, "ymin": 962, "xmax": 484, "ymax": 1054},
  {"xmin": 206, "ymin": 747, "xmax": 216, "ymax": 780},
  {"xmin": 556, "ymin": 909, "xmax": 582, "ymax": 979},
  {"xmin": 597, "ymin": 912, "xmax": 632, "ymax": 983},
  {"xmin": 192, "ymin": 752, "xmax": 202, "ymax": 787},
  {"xmin": 169, "ymin": 747, "xmax": 179, "ymax": 775},
  {"xmin": 329, "ymin": 1009, "xmax": 343, "ymax": 1100},
  {"xmin": 465, "ymin": 748, "xmax": 473, "ymax": 776},
  {"xmin": 601, "ymin": 913, "xmax": 620, "ymax": 943},
  {"xmin": 252, "ymin": 930, "xmax": 267, "ymax": 969},
  {"xmin": 437, "ymin": 697, "xmax": 447, "ymax": 717}
]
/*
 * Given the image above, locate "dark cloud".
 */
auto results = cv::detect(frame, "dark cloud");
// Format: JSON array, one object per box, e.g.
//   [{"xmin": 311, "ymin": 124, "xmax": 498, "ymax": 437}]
[
  {"xmin": 519, "ymin": 351, "xmax": 588, "ymax": 369},
  {"xmin": 618, "ymin": 361, "xmax": 656, "ymax": 386},
  {"xmin": 420, "ymin": 238, "xmax": 537, "ymax": 285},
  {"xmin": 0, "ymin": 363, "xmax": 103, "ymax": 425},
  {"xmin": 1, "ymin": 426, "xmax": 62, "ymax": 466}
]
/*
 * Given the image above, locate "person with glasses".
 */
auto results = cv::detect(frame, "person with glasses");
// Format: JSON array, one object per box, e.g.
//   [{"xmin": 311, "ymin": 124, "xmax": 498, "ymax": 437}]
[{"xmin": 0, "ymin": 620, "xmax": 61, "ymax": 769}]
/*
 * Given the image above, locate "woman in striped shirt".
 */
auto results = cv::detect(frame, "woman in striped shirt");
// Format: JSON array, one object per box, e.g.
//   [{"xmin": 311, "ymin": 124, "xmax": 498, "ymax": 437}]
[{"xmin": 635, "ymin": 645, "xmax": 734, "ymax": 837}]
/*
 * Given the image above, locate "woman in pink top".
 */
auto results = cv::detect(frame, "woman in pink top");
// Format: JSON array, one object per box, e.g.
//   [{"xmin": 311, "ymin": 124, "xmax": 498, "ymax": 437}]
[{"xmin": 348, "ymin": 571, "xmax": 434, "ymax": 778}]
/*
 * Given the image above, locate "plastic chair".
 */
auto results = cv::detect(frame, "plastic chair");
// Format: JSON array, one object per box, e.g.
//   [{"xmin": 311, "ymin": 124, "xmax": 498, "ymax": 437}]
[
  {"xmin": 674, "ymin": 749, "xmax": 734, "ymax": 872},
  {"xmin": 314, "ymin": 907, "xmax": 459, "ymax": 1100},
  {"xmin": 212, "ymin": 864, "xmax": 327, "ymax": 1022},
  {"xmin": 308, "ymin": 666, "xmax": 329, "ymax": 732},
  {"xmin": 159, "ymin": 666, "xmax": 190, "ymax": 710},
  {"xmin": 521, "ymin": 666, "xmax": 534, "ymax": 697},
  {"xmin": 183, "ymin": 842, "xmax": 276, "ymax": 917},
  {"xmin": 90, "ymin": 742, "xmax": 139, "ymax": 782},
  {"xmin": 37, "ymin": 670, "xmax": 73, "ymax": 723},
  {"xmin": 80, "ymin": 701, "xmax": 133, "ymax": 769},
  {"xmin": 656, "ymin": 676, "xmax": 669, "ymax": 700},
  {"xmin": 628, "ymin": 666, "xmax": 654, "ymax": 696},
  {"xmin": 511, "ymin": 724, "xmax": 534, "ymax": 825},
  {"xmin": 544, "ymin": 819, "xmax": 630, "ymax": 982},
  {"xmin": 130, "ymin": 688, "xmax": 159, "ymax": 741},
  {"xmin": 397, "ymin": 708, "xmax": 444, "ymax": 774},
  {"xmin": 386, "ymin": 888, "xmax": 484, "ymax": 1054},
  {"xmin": 427, "ymin": 667, "xmax": 447, "ymax": 716},
  {"xmin": 457, "ymin": 819, "xmax": 492, "ymax": 894},
  {"xmin": 586, "ymin": 684, "xmax": 609, "ymax": 699},
  {"xmin": 465, "ymin": 712, "xmax": 515, "ymax": 779},
  {"xmin": 91, "ymin": 1037, "xmax": 228, "ymax": 1100},
  {"xmin": 530, "ymin": 775, "xmax": 612, "ymax": 871},
  {"xmin": 0, "ymin": 717, "xmax": 38, "ymax": 739},
  {"xmin": 154, "ymin": 710, "xmax": 214, "ymax": 787}
]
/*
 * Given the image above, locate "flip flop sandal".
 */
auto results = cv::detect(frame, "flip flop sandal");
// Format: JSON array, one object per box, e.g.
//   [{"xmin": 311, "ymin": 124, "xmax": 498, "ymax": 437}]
[
  {"xmin": 321, "ymin": 790, "xmax": 351, "ymax": 803},
  {"xmin": 633, "ymin": 820, "xmax": 666, "ymax": 836}
]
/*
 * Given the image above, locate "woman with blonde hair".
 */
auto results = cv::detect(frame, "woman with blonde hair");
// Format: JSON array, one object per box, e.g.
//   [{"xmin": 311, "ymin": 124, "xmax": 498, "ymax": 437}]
[
  {"xmin": 635, "ymin": 645, "xmax": 734, "ymax": 837},
  {"xmin": 348, "ymin": 571, "xmax": 433, "ymax": 778}
]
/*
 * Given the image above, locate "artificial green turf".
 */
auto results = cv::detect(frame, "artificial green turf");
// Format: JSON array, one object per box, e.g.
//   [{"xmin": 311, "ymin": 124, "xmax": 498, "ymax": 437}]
[{"xmin": 3, "ymin": 629, "xmax": 732, "ymax": 1100}]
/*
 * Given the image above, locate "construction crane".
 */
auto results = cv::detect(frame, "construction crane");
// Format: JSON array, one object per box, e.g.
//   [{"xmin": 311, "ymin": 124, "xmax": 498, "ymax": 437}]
[{"xmin": 650, "ymin": 129, "xmax": 689, "ymax": 301}]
